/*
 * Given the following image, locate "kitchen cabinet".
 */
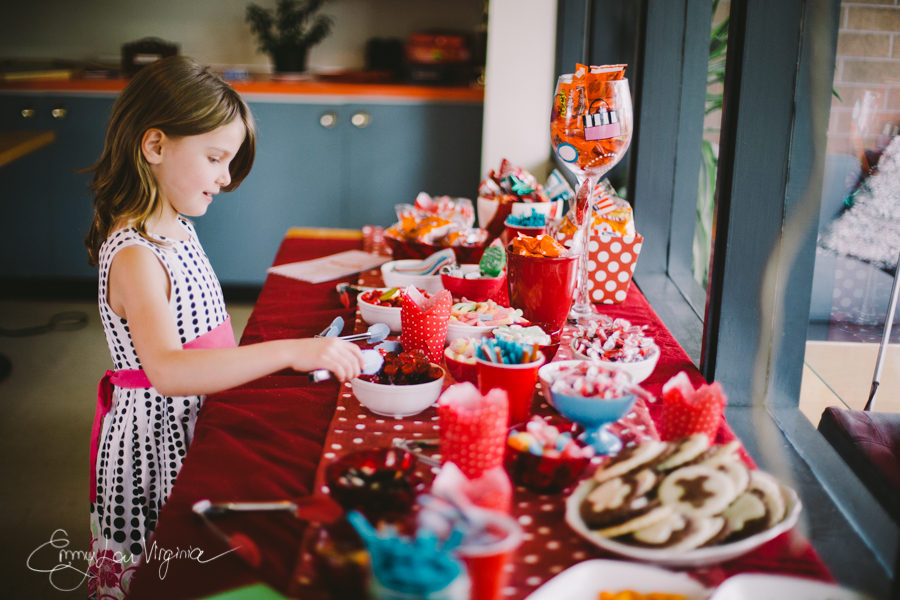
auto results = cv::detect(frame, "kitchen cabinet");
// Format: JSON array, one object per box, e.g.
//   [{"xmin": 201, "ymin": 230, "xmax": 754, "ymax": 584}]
[{"xmin": 0, "ymin": 90, "xmax": 483, "ymax": 286}]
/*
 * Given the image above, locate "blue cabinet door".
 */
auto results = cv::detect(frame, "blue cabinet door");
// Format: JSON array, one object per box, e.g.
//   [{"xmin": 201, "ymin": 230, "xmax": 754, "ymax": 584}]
[
  {"xmin": 0, "ymin": 94, "xmax": 113, "ymax": 279},
  {"xmin": 342, "ymin": 102, "xmax": 483, "ymax": 230},
  {"xmin": 191, "ymin": 102, "xmax": 343, "ymax": 284}
]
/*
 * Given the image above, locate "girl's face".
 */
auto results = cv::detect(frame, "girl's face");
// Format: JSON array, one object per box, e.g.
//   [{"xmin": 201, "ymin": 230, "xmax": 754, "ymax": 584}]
[{"xmin": 149, "ymin": 119, "xmax": 246, "ymax": 218}]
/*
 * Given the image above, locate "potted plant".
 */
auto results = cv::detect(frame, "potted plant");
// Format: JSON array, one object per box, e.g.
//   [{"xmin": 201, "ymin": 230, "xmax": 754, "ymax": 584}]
[{"xmin": 246, "ymin": 0, "xmax": 334, "ymax": 74}]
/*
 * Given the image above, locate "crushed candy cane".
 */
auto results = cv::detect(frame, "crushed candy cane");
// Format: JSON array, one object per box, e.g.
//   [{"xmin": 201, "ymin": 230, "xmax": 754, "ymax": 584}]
[
  {"xmin": 508, "ymin": 415, "xmax": 594, "ymax": 459},
  {"xmin": 493, "ymin": 324, "xmax": 551, "ymax": 346},
  {"xmin": 450, "ymin": 299, "xmax": 527, "ymax": 327},
  {"xmin": 548, "ymin": 361, "xmax": 636, "ymax": 399},
  {"xmin": 571, "ymin": 314, "xmax": 656, "ymax": 363},
  {"xmin": 445, "ymin": 337, "xmax": 477, "ymax": 365}
]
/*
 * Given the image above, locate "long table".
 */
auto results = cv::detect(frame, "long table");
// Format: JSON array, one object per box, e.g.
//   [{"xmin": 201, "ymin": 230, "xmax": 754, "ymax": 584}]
[{"xmin": 128, "ymin": 232, "xmax": 832, "ymax": 599}]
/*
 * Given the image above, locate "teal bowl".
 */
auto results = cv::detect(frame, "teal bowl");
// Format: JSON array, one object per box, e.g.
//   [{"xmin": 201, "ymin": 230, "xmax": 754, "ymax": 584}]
[{"xmin": 550, "ymin": 390, "xmax": 637, "ymax": 456}]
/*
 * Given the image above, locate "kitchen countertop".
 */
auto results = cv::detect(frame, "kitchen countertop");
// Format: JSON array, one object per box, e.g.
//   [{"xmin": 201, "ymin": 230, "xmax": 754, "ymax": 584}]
[{"xmin": 0, "ymin": 74, "xmax": 485, "ymax": 103}]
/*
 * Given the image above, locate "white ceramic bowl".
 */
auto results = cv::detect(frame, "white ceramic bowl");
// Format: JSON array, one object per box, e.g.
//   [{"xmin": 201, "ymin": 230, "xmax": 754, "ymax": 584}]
[
  {"xmin": 358, "ymin": 292, "xmax": 403, "ymax": 333},
  {"xmin": 381, "ymin": 260, "xmax": 445, "ymax": 295},
  {"xmin": 564, "ymin": 478, "xmax": 802, "ymax": 568},
  {"xmin": 446, "ymin": 321, "xmax": 495, "ymax": 345},
  {"xmin": 708, "ymin": 574, "xmax": 872, "ymax": 600},
  {"xmin": 351, "ymin": 366, "xmax": 445, "ymax": 418},
  {"xmin": 527, "ymin": 559, "xmax": 707, "ymax": 600},
  {"xmin": 569, "ymin": 340, "xmax": 661, "ymax": 384}
]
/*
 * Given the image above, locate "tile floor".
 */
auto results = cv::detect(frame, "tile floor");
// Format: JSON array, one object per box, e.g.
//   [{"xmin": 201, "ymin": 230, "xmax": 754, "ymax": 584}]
[
  {"xmin": 799, "ymin": 341, "xmax": 900, "ymax": 426},
  {"xmin": 0, "ymin": 300, "xmax": 252, "ymax": 598}
]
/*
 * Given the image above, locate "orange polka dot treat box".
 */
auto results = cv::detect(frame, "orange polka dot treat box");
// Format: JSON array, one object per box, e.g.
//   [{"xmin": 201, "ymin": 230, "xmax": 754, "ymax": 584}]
[
  {"xmin": 399, "ymin": 286, "xmax": 453, "ymax": 363},
  {"xmin": 659, "ymin": 372, "xmax": 727, "ymax": 443},
  {"xmin": 549, "ymin": 178, "xmax": 643, "ymax": 304}
]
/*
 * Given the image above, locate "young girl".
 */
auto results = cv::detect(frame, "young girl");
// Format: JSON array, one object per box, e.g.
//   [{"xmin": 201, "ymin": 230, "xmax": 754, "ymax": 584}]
[{"xmin": 83, "ymin": 56, "xmax": 364, "ymax": 598}]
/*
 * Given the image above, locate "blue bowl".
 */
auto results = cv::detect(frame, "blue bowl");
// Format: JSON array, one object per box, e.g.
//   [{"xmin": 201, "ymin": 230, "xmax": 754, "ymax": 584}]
[{"xmin": 550, "ymin": 391, "xmax": 637, "ymax": 455}]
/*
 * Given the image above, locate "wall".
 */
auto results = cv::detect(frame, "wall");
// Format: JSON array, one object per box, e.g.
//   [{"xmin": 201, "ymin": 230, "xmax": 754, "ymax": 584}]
[
  {"xmin": 828, "ymin": 0, "xmax": 900, "ymax": 155},
  {"xmin": 0, "ymin": 0, "xmax": 483, "ymax": 71},
  {"xmin": 480, "ymin": 0, "xmax": 558, "ymax": 182}
]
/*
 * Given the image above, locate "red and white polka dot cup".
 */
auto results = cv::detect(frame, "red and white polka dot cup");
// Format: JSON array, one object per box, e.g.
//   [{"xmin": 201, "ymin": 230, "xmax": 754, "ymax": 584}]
[{"xmin": 553, "ymin": 230, "xmax": 643, "ymax": 305}]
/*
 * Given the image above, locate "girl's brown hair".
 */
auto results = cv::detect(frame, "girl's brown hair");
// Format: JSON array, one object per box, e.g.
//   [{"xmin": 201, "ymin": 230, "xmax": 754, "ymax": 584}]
[{"xmin": 84, "ymin": 56, "xmax": 256, "ymax": 266}]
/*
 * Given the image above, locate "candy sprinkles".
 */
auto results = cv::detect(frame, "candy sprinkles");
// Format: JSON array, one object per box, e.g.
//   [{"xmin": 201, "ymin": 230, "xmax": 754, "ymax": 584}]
[{"xmin": 475, "ymin": 337, "xmax": 540, "ymax": 365}]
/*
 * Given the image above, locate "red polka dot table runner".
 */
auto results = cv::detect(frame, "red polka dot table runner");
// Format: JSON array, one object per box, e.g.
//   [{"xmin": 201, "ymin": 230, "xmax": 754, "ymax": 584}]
[{"xmin": 127, "ymin": 234, "xmax": 831, "ymax": 600}]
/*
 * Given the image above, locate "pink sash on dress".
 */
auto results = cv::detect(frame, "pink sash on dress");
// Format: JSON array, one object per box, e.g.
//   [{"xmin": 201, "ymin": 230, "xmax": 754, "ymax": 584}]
[{"xmin": 89, "ymin": 315, "xmax": 237, "ymax": 502}]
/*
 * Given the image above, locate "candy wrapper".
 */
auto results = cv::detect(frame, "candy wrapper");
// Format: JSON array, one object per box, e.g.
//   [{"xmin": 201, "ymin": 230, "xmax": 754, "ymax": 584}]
[
  {"xmin": 432, "ymin": 461, "xmax": 512, "ymax": 514},
  {"xmin": 659, "ymin": 371, "xmax": 727, "ymax": 443},
  {"xmin": 385, "ymin": 193, "xmax": 489, "ymax": 259},
  {"xmin": 476, "ymin": 160, "xmax": 571, "ymax": 241},
  {"xmin": 400, "ymin": 286, "xmax": 453, "ymax": 363},
  {"xmin": 438, "ymin": 383, "xmax": 509, "ymax": 481},
  {"xmin": 551, "ymin": 64, "xmax": 630, "ymax": 174},
  {"xmin": 510, "ymin": 233, "xmax": 569, "ymax": 258}
]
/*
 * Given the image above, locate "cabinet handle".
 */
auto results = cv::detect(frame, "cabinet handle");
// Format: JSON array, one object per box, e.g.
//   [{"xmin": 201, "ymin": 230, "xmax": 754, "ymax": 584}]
[
  {"xmin": 51, "ymin": 105, "xmax": 68, "ymax": 120},
  {"xmin": 21, "ymin": 106, "xmax": 36, "ymax": 119},
  {"xmin": 351, "ymin": 111, "xmax": 371, "ymax": 128},
  {"xmin": 319, "ymin": 112, "xmax": 338, "ymax": 129}
]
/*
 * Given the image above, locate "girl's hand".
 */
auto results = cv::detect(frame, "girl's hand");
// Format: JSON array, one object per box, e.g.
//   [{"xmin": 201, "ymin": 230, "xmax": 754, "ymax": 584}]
[{"xmin": 289, "ymin": 338, "xmax": 366, "ymax": 382}]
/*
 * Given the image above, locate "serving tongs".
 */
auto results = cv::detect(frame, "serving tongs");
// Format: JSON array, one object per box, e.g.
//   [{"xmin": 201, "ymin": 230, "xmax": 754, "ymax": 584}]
[
  {"xmin": 337, "ymin": 322, "xmax": 390, "ymax": 344},
  {"xmin": 191, "ymin": 496, "xmax": 344, "ymax": 568},
  {"xmin": 392, "ymin": 437, "xmax": 441, "ymax": 468},
  {"xmin": 309, "ymin": 321, "xmax": 391, "ymax": 382}
]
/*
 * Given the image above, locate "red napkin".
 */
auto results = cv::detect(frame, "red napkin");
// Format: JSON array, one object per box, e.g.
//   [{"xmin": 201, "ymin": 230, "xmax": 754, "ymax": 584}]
[
  {"xmin": 438, "ymin": 383, "xmax": 509, "ymax": 479},
  {"xmin": 400, "ymin": 286, "xmax": 452, "ymax": 363},
  {"xmin": 659, "ymin": 371, "xmax": 727, "ymax": 442},
  {"xmin": 432, "ymin": 462, "xmax": 512, "ymax": 514}
]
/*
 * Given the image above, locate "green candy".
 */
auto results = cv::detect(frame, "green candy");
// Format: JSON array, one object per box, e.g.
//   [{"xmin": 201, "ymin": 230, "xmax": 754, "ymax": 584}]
[{"xmin": 479, "ymin": 245, "xmax": 506, "ymax": 278}]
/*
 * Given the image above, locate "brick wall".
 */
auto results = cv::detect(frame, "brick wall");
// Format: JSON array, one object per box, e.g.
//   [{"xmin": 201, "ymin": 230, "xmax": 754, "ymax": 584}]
[{"xmin": 829, "ymin": 1, "xmax": 900, "ymax": 156}]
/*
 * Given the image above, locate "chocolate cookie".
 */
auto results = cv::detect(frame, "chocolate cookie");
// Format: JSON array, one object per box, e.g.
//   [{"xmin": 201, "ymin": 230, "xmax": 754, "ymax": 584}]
[
  {"xmin": 594, "ymin": 440, "xmax": 673, "ymax": 483},
  {"xmin": 691, "ymin": 440, "xmax": 742, "ymax": 469},
  {"xmin": 580, "ymin": 473, "xmax": 658, "ymax": 530},
  {"xmin": 748, "ymin": 470, "xmax": 786, "ymax": 527},
  {"xmin": 629, "ymin": 512, "xmax": 692, "ymax": 547},
  {"xmin": 658, "ymin": 465, "xmax": 737, "ymax": 519},
  {"xmin": 656, "ymin": 435, "xmax": 711, "ymax": 472},
  {"xmin": 670, "ymin": 516, "xmax": 728, "ymax": 552},
  {"xmin": 594, "ymin": 506, "xmax": 675, "ymax": 539},
  {"xmin": 717, "ymin": 458, "xmax": 750, "ymax": 495},
  {"xmin": 723, "ymin": 491, "xmax": 770, "ymax": 542}
]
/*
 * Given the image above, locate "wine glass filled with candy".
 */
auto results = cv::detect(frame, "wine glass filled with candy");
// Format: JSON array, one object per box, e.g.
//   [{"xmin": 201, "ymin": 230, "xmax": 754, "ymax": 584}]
[{"xmin": 551, "ymin": 65, "xmax": 633, "ymax": 319}]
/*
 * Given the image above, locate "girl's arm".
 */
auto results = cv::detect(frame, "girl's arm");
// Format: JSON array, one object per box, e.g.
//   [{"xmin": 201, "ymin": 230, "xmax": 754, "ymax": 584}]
[{"xmin": 108, "ymin": 244, "xmax": 365, "ymax": 397}]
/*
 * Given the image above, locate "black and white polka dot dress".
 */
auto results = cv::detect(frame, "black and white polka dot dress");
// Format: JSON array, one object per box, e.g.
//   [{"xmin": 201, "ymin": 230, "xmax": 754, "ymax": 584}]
[{"xmin": 89, "ymin": 219, "xmax": 226, "ymax": 596}]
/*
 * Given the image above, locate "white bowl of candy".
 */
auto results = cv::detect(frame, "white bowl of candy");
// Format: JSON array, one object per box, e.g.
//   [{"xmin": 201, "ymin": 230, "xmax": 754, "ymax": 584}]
[
  {"xmin": 446, "ymin": 300, "xmax": 527, "ymax": 345},
  {"xmin": 381, "ymin": 260, "xmax": 446, "ymax": 295},
  {"xmin": 358, "ymin": 288, "xmax": 406, "ymax": 333},
  {"xmin": 569, "ymin": 316, "xmax": 660, "ymax": 383}
]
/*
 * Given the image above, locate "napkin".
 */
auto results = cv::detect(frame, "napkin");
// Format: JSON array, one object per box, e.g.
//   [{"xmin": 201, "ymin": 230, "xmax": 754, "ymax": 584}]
[
  {"xmin": 400, "ymin": 286, "xmax": 452, "ymax": 363},
  {"xmin": 438, "ymin": 383, "xmax": 509, "ymax": 479},
  {"xmin": 659, "ymin": 371, "xmax": 727, "ymax": 443},
  {"xmin": 432, "ymin": 462, "xmax": 512, "ymax": 514}
]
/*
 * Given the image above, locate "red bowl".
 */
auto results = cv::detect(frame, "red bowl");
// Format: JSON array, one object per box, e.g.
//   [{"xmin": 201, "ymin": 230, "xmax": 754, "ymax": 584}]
[
  {"xmin": 444, "ymin": 348, "xmax": 477, "ymax": 384},
  {"xmin": 504, "ymin": 416, "xmax": 589, "ymax": 494},
  {"xmin": 440, "ymin": 265, "xmax": 506, "ymax": 302},
  {"xmin": 385, "ymin": 235, "xmax": 488, "ymax": 264}
]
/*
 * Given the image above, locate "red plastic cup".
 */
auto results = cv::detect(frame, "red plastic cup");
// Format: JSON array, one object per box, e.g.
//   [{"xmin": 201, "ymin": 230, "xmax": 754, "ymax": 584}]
[
  {"xmin": 506, "ymin": 247, "xmax": 579, "ymax": 336},
  {"xmin": 475, "ymin": 352, "xmax": 545, "ymax": 427},
  {"xmin": 456, "ymin": 510, "xmax": 523, "ymax": 600}
]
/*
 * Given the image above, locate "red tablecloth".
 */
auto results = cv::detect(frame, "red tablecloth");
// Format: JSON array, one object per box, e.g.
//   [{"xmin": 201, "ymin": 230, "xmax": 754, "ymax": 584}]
[{"xmin": 127, "ymin": 235, "xmax": 832, "ymax": 599}]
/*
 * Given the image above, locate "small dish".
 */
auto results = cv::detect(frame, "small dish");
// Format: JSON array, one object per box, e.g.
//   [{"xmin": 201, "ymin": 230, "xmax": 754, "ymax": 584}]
[
  {"xmin": 569, "ymin": 340, "xmax": 661, "ymax": 384},
  {"xmin": 440, "ymin": 264, "xmax": 505, "ymax": 302},
  {"xmin": 381, "ymin": 261, "xmax": 445, "ymax": 295},
  {"xmin": 358, "ymin": 291, "xmax": 403, "ymax": 333},
  {"xmin": 446, "ymin": 321, "xmax": 495, "ymax": 345},
  {"xmin": 443, "ymin": 348, "xmax": 477, "ymax": 384},
  {"xmin": 564, "ymin": 478, "xmax": 802, "ymax": 568},
  {"xmin": 324, "ymin": 448, "xmax": 424, "ymax": 522},
  {"xmin": 504, "ymin": 416, "xmax": 589, "ymax": 494},
  {"xmin": 708, "ymin": 574, "xmax": 872, "ymax": 600},
  {"xmin": 538, "ymin": 360, "xmax": 584, "ymax": 409},
  {"xmin": 524, "ymin": 559, "xmax": 708, "ymax": 600},
  {"xmin": 351, "ymin": 365, "xmax": 445, "ymax": 418}
]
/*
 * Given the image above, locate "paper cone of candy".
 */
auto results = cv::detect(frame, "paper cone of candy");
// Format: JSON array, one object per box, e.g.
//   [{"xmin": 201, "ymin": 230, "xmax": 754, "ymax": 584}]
[
  {"xmin": 550, "ymin": 179, "xmax": 643, "ymax": 304},
  {"xmin": 477, "ymin": 160, "xmax": 571, "ymax": 242},
  {"xmin": 659, "ymin": 371, "xmax": 727, "ymax": 443},
  {"xmin": 400, "ymin": 286, "xmax": 453, "ymax": 363},
  {"xmin": 437, "ymin": 383, "xmax": 512, "ymax": 512}
]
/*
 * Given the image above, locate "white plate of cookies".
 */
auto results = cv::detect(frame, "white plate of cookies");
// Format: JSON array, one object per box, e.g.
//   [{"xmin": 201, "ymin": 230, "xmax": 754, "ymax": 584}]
[{"xmin": 564, "ymin": 435, "xmax": 802, "ymax": 568}]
